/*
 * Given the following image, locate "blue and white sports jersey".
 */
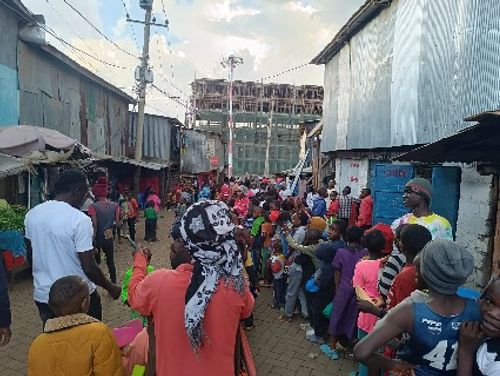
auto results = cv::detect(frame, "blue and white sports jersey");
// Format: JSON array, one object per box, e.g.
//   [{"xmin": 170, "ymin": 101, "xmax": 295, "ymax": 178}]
[{"xmin": 399, "ymin": 298, "xmax": 481, "ymax": 375}]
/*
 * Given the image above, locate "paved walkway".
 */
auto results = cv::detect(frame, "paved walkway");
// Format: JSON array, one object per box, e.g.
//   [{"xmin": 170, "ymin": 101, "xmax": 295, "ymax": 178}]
[{"xmin": 1, "ymin": 211, "xmax": 355, "ymax": 375}]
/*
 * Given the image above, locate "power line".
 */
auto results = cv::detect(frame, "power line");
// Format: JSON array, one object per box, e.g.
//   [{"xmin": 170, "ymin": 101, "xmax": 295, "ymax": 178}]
[
  {"xmin": 45, "ymin": 27, "xmax": 133, "ymax": 70},
  {"xmin": 46, "ymin": 0, "xmax": 122, "ymax": 81},
  {"xmin": 61, "ymin": 0, "xmax": 139, "ymax": 59},
  {"xmin": 0, "ymin": 0, "xmax": 127, "ymax": 71},
  {"xmin": 257, "ymin": 63, "xmax": 310, "ymax": 82},
  {"xmin": 160, "ymin": 0, "xmax": 168, "ymax": 21},
  {"xmin": 151, "ymin": 83, "xmax": 187, "ymax": 108},
  {"xmin": 152, "ymin": 31, "xmax": 189, "ymax": 99},
  {"xmin": 119, "ymin": 0, "xmax": 140, "ymax": 52}
]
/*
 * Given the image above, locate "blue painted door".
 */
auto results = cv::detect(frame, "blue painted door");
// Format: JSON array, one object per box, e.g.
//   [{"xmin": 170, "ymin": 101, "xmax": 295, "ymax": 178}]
[
  {"xmin": 431, "ymin": 167, "xmax": 461, "ymax": 238},
  {"xmin": 373, "ymin": 164, "xmax": 414, "ymax": 225}
]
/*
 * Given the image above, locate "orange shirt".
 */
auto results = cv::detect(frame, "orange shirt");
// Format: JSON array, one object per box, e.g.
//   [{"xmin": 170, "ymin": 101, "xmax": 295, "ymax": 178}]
[
  {"xmin": 128, "ymin": 254, "xmax": 254, "ymax": 376},
  {"xmin": 127, "ymin": 198, "xmax": 139, "ymax": 219}
]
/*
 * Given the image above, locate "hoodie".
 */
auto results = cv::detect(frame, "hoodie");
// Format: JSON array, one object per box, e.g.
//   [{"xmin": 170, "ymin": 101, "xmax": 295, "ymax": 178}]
[{"xmin": 315, "ymin": 239, "xmax": 345, "ymax": 291}]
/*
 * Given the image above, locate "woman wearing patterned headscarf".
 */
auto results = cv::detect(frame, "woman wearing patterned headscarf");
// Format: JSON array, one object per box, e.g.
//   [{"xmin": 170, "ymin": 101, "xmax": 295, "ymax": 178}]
[{"xmin": 128, "ymin": 200, "xmax": 254, "ymax": 376}]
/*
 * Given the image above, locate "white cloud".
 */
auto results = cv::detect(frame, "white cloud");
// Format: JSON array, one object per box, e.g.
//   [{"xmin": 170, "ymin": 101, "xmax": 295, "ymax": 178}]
[
  {"xmin": 112, "ymin": 18, "xmax": 128, "ymax": 38},
  {"xmin": 19, "ymin": 0, "xmax": 365, "ymax": 118},
  {"xmin": 208, "ymin": 0, "xmax": 261, "ymax": 22},
  {"xmin": 285, "ymin": 1, "xmax": 318, "ymax": 16}
]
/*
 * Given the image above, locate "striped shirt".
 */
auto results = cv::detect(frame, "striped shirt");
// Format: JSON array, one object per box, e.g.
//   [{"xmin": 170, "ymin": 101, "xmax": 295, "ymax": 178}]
[{"xmin": 378, "ymin": 250, "xmax": 407, "ymax": 300}]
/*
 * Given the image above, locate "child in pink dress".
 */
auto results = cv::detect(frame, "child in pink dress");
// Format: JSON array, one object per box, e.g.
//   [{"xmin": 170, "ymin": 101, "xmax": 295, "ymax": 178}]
[{"xmin": 352, "ymin": 228, "xmax": 388, "ymax": 376}]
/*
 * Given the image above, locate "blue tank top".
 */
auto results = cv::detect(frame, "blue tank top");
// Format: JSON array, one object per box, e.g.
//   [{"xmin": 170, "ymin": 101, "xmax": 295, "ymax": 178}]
[{"xmin": 399, "ymin": 298, "xmax": 481, "ymax": 376}]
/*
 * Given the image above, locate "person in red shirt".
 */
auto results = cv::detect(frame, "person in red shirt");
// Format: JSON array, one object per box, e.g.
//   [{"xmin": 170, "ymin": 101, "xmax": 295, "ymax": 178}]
[
  {"xmin": 219, "ymin": 177, "xmax": 231, "ymax": 202},
  {"xmin": 387, "ymin": 224, "xmax": 432, "ymax": 309},
  {"xmin": 234, "ymin": 189, "xmax": 250, "ymax": 218},
  {"xmin": 327, "ymin": 191, "xmax": 339, "ymax": 218},
  {"xmin": 356, "ymin": 188, "xmax": 373, "ymax": 230},
  {"xmin": 126, "ymin": 192, "xmax": 139, "ymax": 242}
]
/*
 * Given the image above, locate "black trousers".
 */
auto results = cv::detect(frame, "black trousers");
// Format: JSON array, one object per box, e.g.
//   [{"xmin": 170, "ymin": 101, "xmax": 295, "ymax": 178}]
[
  {"xmin": 95, "ymin": 239, "xmax": 117, "ymax": 283},
  {"xmin": 312, "ymin": 289, "xmax": 334, "ymax": 339},
  {"xmin": 272, "ymin": 277, "xmax": 287, "ymax": 309},
  {"xmin": 127, "ymin": 217, "xmax": 137, "ymax": 241},
  {"xmin": 36, "ymin": 290, "xmax": 102, "ymax": 327},
  {"xmin": 145, "ymin": 218, "xmax": 157, "ymax": 241}
]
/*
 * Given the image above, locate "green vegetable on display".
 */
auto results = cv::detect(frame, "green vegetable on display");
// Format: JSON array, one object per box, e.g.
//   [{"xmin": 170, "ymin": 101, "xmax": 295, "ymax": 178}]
[{"xmin": 0, "ymin": 199, "xmax": 27, "ymax": 231}]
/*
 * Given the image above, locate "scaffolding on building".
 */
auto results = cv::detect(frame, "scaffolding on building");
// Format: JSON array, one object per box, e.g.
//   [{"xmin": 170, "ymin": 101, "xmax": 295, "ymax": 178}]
[{"xmin": 189, "ymin": 78, "xmax": 323, "ymax": 175}]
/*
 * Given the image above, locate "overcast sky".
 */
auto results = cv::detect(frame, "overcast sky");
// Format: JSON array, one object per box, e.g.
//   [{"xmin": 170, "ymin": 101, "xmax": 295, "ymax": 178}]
[{"xmin": 21, "ymin": 0, "xmax": 364, "ymax": 118}]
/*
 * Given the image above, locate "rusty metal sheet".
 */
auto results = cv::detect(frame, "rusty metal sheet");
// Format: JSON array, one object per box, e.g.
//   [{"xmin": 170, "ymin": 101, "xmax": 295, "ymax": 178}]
[
  {"xmin": 129, "ymin": 112, "xmax": 179, "ymax": 162},
  {"xmin": 181, "ymin": 129, "xmax": 224, "ymax": 174}
]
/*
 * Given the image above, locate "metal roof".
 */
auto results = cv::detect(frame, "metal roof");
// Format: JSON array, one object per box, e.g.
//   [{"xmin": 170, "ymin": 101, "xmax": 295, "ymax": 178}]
[
  {"xmin": 311, "ymin": 0, "xmax": 391, "ymax": 65},
  {"xmin": 0, "ymin": 153, "xmax": 28, "ymax": 179},
  {"xmin": 91, "ymin": 153, "xmax": 168, "ymax": 171},
  {"xmin": 395, "ymin": 111, "xmax": 500, "ymax": 163}
]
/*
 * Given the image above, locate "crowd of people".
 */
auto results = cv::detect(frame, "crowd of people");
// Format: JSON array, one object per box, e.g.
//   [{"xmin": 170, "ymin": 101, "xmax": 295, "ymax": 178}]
[
  {"xmin": 0, "ymin": 169, "xmax": 500, "ymax": 376},
  {"xmin": 166, "ymin": 175, "xmax": 499, "ymax": 376}
]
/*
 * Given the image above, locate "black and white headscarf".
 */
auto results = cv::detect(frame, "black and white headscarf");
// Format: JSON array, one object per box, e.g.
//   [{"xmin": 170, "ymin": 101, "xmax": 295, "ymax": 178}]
[{"xmin": 180, "ymin": 200, "xmax": 244, "ymax": 351}]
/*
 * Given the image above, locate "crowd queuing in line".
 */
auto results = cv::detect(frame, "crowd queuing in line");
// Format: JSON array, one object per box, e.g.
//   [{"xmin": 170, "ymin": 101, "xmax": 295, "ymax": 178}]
[
  {"xmin": 168, "ymin": 175, "xmax": 499, "ymax": 376},
  {"xmin": 0, "ymin": 170, "xmax": 499, "ymax": 376}
]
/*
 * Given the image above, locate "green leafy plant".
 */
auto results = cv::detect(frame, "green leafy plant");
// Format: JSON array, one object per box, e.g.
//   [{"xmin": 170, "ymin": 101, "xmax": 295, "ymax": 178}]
[{"xmin": 0, "ymin": 203, "xmax": 27, "ymax": 231}]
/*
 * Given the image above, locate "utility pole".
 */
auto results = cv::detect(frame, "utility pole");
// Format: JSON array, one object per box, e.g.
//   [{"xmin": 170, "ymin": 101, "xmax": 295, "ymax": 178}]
[
  {"xmin": 134, "ymin": 0, "xmax": 153, "ymax": 161},
  {"xmin": 129, "ymin": 0, "xmax": 168, "ymax": 191},
  {"xmin": 221, "ymin": 55, "xmax": 243, "ymax": 178},
  {"xmin": 264, "ymin": 98, "xmax": 274, "ymax": 177}
]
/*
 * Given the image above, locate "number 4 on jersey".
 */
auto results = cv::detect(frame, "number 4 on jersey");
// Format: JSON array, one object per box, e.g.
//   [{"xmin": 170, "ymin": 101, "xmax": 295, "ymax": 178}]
[{"xmin": 422, "ymin": 340, "xmax": 458, "ymax": 370}]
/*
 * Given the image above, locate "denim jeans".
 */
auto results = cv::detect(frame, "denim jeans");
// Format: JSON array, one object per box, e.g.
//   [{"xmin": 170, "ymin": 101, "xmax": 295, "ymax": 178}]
[{"xmin": 284, "ymin": 264, "xmax": 308, "ymax": 318}]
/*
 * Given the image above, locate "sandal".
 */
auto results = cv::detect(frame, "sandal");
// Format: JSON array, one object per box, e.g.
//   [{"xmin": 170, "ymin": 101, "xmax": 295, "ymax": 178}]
[
  {"xmin": 278, "ymin": 314, "xmax": 292, "ymax": 322},
  {"xmin": 320, "ymin": 343, "xmax": 339, "ymax": 360}
]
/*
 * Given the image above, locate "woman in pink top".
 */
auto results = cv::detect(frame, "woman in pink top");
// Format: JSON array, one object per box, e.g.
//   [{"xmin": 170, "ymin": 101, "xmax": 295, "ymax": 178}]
[
  {"xmin": 128, "ymin": 201, "xmax": 254, "ymax": 376},
  {"xmin": 144, "ymin": 187, "xmax": 161, "ymax": 213},
  {"xmin": 352, "ymin": 228, "xmax": 388, "ymax": 376}
]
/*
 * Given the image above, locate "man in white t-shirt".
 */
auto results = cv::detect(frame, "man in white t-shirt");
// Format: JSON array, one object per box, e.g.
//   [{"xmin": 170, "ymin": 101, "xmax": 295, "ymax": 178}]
[{"xmin": 25, "ymin": 169, "xmax": 121, "ymax": 325}]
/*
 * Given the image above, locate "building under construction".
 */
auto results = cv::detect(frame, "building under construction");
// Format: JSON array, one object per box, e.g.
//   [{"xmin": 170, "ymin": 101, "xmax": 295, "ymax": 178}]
[{"xmin": 189, "ymin": 78, "xmax": 323, "ymax": 175}]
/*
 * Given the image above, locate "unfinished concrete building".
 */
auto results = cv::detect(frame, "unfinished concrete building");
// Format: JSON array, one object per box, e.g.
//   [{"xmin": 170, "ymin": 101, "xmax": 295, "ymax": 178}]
[{"xmin": 189, "ymin": 78, "xmax": 323, "ymax": 175}]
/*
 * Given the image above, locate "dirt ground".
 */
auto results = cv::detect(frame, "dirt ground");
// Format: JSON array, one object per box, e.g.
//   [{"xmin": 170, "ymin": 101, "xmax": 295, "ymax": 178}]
[{"xmin": 1, "ymin": 210, "xmax": 355, "ymax": 375}]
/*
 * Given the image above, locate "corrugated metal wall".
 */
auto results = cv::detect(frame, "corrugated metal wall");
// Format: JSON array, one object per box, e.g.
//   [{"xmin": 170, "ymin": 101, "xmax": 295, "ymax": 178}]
[
  {"xmin": 322, "ymin": 0, "xmax": 500, "ymax": 153},
  {"xmin": 181, "ymin": 129, "xmax": 224, "ymax": 174},
  {"xmin": 129, "ymin": 112, "xmax": 179, "ymax": 162},
  {"xmin": 0, "ymin": 7, "xmax": 20, "ymax": 126},
  {"xmin": 17, "ymin": 41, "xmax": 130, "ymax": 157}
]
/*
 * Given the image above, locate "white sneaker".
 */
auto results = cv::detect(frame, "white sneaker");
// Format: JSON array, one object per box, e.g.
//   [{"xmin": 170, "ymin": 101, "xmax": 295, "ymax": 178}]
[{"xmin": 300, "ymin": 323, "xmax": 313, "ymax": 332}]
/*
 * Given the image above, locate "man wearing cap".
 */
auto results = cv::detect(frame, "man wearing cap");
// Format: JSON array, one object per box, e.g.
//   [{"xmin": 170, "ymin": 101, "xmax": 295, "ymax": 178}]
[
  {"xmin": 391, "ymin": 178, "xmax": 452, "ymax": 240},
  {"xmin": 88, "ymin": 177, "xmax": 120, "ymax": 284}
]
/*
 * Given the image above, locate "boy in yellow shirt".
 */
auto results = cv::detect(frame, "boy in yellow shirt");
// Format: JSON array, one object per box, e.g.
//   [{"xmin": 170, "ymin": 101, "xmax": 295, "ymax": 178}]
[{"xmin": 28, "ymin": 276, "xmax": 124, "ymax": 376}]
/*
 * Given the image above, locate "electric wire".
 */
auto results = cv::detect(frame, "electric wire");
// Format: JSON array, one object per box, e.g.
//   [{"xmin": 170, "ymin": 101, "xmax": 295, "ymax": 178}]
[
  {"xmin": 119, "ymin": 0, "xmax": 140, "ymax": 52},
  {"xmin": 61, "ymin": 0, "xmax": 139, "ymax": 59}
]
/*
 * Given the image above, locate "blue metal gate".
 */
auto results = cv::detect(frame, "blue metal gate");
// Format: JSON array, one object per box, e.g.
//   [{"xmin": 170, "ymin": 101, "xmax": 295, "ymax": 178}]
[
  {"xmin": 372, "ymin": 164, "xmax": 414, "ymax": 225},
  {"xmin": 431, "ymin": 167, "xmax": 461, "ymax": 238}
]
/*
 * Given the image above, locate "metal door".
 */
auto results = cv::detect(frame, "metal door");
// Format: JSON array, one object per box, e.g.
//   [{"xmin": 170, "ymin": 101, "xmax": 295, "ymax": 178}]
[
  {"xmin": 431, "ymin": 167, "xmax": 461, "ymax": 238},
  {"xmin": 372, "ymin": 164, "xmax": 414, "ymax": 225}
]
